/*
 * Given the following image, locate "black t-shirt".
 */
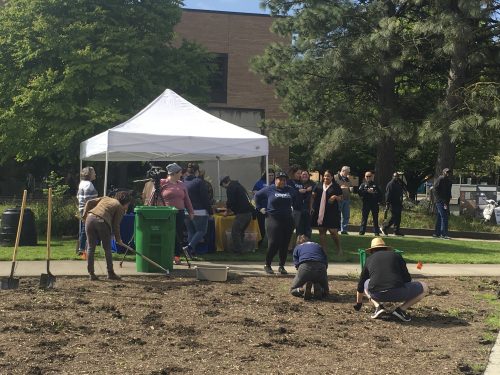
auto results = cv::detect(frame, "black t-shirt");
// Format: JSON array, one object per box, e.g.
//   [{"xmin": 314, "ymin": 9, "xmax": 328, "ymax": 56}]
[{"xmin": 357, "ymin": 250, "xmax": 411, "ymax": 293}]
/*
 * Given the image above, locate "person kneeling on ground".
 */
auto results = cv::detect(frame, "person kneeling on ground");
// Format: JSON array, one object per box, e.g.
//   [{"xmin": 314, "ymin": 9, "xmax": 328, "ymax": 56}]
[
  {"xmin": 290, "ymin": 235, "xmax": 329, "ymax": 300},
  {"xmin": 83, "ymin": 191, "xmax": 132, "ymax": 281},
  {"xmin": 354, "ymin": 237, "xmax": 428, "ymax": 322}
]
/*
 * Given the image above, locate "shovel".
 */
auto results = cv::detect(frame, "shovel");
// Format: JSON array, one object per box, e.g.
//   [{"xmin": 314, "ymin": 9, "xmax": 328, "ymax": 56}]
[
  {"xmin": 119, "ymin": 243, "xmax": 170, "ymax": 277},
  {"xmin": 40, "ymin": 188, "xmax": 56, "ymax": 289},
  {"xmin": 1, "ymin": 190, "xmax": 27, "ymax": 290}
]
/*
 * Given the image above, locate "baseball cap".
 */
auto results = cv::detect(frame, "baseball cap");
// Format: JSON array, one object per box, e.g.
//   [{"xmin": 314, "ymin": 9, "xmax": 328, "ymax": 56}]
[
  {"xmin": 275, "ymin": 171, "xmax": 288, "ymax": 179},
  {"xmin": 166, "ymin": 163, "xmax": 182, "ymax": 175}
]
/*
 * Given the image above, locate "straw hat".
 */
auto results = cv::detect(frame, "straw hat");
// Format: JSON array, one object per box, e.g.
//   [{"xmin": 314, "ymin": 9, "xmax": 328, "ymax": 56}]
[{"xmin": 366, "ymin": 237, "xmax": 391, "ymax": 253}]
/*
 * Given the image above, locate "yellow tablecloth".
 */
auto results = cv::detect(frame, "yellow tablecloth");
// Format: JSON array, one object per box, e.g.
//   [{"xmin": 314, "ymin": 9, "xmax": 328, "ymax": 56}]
[{"xmin": 214, "ymin": 214, "xmax": 262, "ymax": 251}]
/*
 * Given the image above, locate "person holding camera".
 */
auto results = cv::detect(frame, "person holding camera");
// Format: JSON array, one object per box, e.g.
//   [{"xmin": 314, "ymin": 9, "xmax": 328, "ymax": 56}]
[
  {"xmin": 358, "ymin": 171, "xmax": 382, "ymax": 235},
  {"xmin": 82, "ymin": 191, "xmax": 132, "ymax": 281},
  {"xmin": 159, "ymin": 163, "xmax": 194, "ymax": 264},
  {"xmin": 220, "ymin": 176, "xmax": 254, "ymax": 254}
]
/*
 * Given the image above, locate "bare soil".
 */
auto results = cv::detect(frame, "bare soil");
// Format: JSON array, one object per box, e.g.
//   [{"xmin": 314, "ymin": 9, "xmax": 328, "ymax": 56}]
[{"xmin": 0, "ymin": 273, "xmax": 498, "ymax": 375}]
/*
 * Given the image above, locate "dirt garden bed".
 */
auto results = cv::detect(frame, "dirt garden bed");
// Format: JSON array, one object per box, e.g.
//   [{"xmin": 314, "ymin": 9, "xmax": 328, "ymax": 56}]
[{"xmin": 0, "ymin": 273, "xmax": 498, "ymax": 374}]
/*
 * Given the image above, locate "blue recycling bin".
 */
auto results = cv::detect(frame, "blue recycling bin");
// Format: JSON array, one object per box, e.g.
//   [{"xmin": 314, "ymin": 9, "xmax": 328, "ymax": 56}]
[
  {"xmin": 194, "ymin": 216, "xmax": 216, "ymax": 254},
  {"xmin": 111, "ymin": 213, "xmax": 135, "ymax": 253}
]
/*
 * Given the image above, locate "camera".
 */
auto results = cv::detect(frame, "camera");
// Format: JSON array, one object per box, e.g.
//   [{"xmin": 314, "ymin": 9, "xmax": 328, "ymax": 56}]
[{"xmin": 147, "ymin": 166, "xmax": 166, "ymax": 179}]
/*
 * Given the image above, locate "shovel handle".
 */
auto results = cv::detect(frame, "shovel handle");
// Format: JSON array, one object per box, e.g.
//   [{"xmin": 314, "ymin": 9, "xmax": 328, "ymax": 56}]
[
  {"xmin": 120, "ymin": 243, "xmax": 170, "ymax": 275},
  {"xmin": 12, "ymin": 190, "xmax": 28, "ymax": 263},
  {"xmin": 46, "ymin": 188, "xmax": 52, "ymax": 267}
]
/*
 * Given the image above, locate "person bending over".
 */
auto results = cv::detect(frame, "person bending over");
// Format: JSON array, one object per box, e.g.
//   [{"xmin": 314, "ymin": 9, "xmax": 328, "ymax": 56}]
[
  {"xmin": 354, "ymin": 237, "xmax": 428, "ymax": 322},
  {"xmin": 290, "ymin": 235, "xmax": 329, "ymax": 300},
  {"xmin": 83, "ymin": 191, "xmax": 132, "ymax": 281}
]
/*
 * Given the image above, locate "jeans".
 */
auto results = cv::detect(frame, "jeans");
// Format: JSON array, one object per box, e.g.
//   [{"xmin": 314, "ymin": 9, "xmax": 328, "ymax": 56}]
[
  {"xmin": 339, "ymin": 200, "xmax": 350, "ymax": 232},
  {"xmin": 186, "ymin": 215, "xmax": 209, "ymax": 250},
  {"xmin": 434, "ymin": 201, "xmax": 449, "ymax": 237},
  {"xmin": 78, "ymin": 220, "xmax": 87, "ymax": 252}
]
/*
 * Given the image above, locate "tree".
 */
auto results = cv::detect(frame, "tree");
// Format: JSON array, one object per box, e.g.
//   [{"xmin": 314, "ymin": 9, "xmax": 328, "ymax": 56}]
[
  {"xmin": 254, "ymin": 1, "xmax": 438, "ymax": 190},
  {"xmin": 0, "ymin": 0, "xmax": 214, "ymax": 167},
  {"xmin": 416, "ymin": 0, "xmax": 500, "ymax": 179}
]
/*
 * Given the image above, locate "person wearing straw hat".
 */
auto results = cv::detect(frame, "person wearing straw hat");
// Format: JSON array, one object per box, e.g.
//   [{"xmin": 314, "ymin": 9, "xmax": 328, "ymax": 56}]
[{"xmin": 354, "ymin": 237, "xmax": 428, "ymax": 322}]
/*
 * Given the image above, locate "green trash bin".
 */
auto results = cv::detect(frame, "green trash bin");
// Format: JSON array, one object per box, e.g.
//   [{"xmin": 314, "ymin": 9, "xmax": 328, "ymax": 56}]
[
  {"xmin": 134, "ymin": 206, "xmax": 177, "ymax": 273},
  {"xmin": 358, "ymin": 248, "xmax": 404, "ymax": 271}
]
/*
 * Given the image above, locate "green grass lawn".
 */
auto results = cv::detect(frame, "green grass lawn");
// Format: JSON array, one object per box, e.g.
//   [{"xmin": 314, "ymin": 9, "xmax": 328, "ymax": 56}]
[{"xmin": 0, "ymin": 233, "xmax": 498, "ymax": 264}]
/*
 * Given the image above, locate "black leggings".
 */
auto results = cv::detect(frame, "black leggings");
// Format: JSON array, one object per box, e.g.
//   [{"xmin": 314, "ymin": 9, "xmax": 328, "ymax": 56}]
[
  {"xmin": 265, "ymin": 215, "xmax": 294, "ymax": 267},
  {"xmin": 174, "ymin": 210, "xmax": 186, "ymax": 256}
]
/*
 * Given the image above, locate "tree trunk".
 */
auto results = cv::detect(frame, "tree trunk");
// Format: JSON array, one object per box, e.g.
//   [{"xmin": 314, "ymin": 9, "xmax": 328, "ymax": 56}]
[
  {"xmin": 434, "ymin": 0, "xmax": 469, "ymax": 179},
  {"xmin": 375, "ymin": 137, "xmax": 395, "ymax": 196}
]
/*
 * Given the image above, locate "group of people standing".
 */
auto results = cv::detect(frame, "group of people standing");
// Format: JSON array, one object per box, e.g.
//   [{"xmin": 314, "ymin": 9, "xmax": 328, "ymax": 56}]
[{"xmin": 252, "ymin": 166, "xmax": 344, "ymax": 275}]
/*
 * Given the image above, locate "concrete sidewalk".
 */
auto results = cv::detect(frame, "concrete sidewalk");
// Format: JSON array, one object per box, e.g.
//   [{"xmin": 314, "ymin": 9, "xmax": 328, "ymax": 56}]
[{"xmin": 1, "ymin": 259, "xmax": 500, "ymax": 277}]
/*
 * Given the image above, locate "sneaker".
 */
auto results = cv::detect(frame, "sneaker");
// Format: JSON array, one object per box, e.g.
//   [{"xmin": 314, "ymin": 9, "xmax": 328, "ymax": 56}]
[
  {"xmin": 278, "ymin": 266, "xmax": 288, "ymax": 275},
  {"xmin": 441, "ymin": 236, "xmax": 451, "ymax": 240},
  {"xmin": 291, "ymin": 288, "xmax": 303, "ymax": 297},
  {"xmin": 89, "ymin": 273, "xmax": 99, "ymax": 281},
  {"xmin": 380, "ymin": 227, "xmax": 388, "ymax": 236},
  {"xmin": 304, "ymin": 282, "xmax": 313, "ymax": 300},
  {"xmin": 394, "ymin": 232, "xmax": 405, "ymax": 237},
  {"xmin": 374, "ymin": 233, "xmax": 380, "ymax": 237},
  {"xmin": 107, "ymin": 272, "xmax": 121, "ymax": 281},
  {"xmin": 264, "ymin": 265, "xmax": 274, "ymax": 274},
  {"xmin": 392, "ymin": 307, "xmax": 411, "ymax": 322},
  {"xmin": 432, "ymin": 234, "xmax": 439, "ymax": 238},
  {"xmin": 313, "ymin": 283, "xmax": 324, "ymax": 299},
  {"xmin": 341, "ymin": 231, "xmax": 349, "ymax": 235},
  {"xmin": 358, "ymin": 232, "xmax": 365, "ymax": 235},
  {"xmin": 370, "ymin": 304, "xmax": 386, "ymax": 319},
  {"xmin": 174, "ymin": 256, "xmax": 181, "ymax": 265}
]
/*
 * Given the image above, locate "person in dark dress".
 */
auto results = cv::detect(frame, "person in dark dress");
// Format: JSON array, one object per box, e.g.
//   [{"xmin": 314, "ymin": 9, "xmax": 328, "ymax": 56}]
[{"xmin": 310, "ymin": 170, "xmax": 343, "ymax": 255}]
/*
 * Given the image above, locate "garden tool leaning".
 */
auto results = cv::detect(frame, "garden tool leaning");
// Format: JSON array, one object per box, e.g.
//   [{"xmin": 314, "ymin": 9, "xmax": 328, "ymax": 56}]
[
  {"xmin": 40, "ymin": 188, "xmax": 56, "ymax": 289},
  {"xmin": 1, "ymin": 190, "xmax": 27, "ymax": 290}
]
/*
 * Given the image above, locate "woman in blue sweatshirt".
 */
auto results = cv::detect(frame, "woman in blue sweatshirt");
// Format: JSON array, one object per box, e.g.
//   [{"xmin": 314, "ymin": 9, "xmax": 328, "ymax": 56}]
[{"xmin": 255, "ymin": 171, "xmax": 297, "ymax": 275}]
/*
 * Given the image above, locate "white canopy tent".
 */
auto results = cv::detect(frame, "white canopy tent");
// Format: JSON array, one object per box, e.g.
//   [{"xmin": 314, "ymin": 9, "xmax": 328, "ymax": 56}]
[{"xmin": 80, "ymin": 89, "xmax": 269, "ymax": 195}]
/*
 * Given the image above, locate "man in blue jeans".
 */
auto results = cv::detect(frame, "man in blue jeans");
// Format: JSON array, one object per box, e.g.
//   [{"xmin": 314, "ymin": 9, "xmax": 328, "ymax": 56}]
[{"xmin": 433, "ymin": 168, "xmax": 453, "ymax": 239}]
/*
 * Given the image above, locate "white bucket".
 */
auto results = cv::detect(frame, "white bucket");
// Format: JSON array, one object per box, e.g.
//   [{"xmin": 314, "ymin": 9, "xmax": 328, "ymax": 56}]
[{"xmin": 195, "ymin": 266, "xmax": 230, "ymax": 282}]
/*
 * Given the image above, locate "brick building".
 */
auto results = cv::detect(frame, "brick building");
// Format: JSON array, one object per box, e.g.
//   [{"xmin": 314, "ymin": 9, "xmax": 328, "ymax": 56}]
[{"xmin": 175, "ymin": 9, "xmax": 289, "ymax": 192}]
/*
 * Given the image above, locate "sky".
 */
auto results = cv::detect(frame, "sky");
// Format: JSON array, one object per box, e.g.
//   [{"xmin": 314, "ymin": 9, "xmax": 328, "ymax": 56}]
[{"xmin": 182, "ymin": 0, "xmax": 269, "ymax": 14}]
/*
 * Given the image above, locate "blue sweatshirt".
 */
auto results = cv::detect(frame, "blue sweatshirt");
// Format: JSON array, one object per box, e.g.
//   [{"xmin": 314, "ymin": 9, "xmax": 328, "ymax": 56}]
[
  {"xmin": 254, "ymin": 184, "xmax": 297, "ymax": 218},
  {"xmin": 183, "ymin": 175, "xmax": 211, "ymax": 213},
  {"xmin": 293, "ymin": 242, "xmax": 328, "ymax": 268}
]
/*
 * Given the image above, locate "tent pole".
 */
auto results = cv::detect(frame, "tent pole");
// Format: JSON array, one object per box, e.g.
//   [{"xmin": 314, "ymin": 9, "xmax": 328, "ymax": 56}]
[
  {"xmin": 265, "ymin": 155, "xmax": 269, "ymax": 185},
  {"xmin": 217, "ymin": 156, "xmax": 221, "ymax": 201},
  {"xmin": 104, "ymin": 151, "xmax": 109, "ymax": 196}
]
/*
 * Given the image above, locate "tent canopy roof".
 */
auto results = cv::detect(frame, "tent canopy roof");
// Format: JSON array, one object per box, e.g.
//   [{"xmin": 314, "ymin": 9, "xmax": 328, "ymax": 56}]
[{"xmin": 80, "ymin": 89, "xmax": 268, "ymax": 162}]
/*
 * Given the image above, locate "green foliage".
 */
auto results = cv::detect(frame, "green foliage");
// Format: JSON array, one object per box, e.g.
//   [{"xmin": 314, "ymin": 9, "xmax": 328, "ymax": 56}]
[
  {"xmin": 43, "ymin": 171, "xmax": 69, "ymax": 197},
  {"xmin": 31, "ymin": 198, "xmax": 79, "ymax": 237},
  {"xmin": 0, "ymin": 0, "xmax": 214, "ymax": 167}
]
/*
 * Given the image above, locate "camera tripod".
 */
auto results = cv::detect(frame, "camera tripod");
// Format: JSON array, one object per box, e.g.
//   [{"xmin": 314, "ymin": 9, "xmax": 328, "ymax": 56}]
[{"xmin": 145, "ymin": 176, "xmax": 192, "ymax": 268}]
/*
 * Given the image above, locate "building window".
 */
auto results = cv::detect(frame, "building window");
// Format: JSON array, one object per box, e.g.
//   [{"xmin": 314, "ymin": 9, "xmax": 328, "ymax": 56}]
[{"xmin": 210, "ymin": 53, "xmax": 228, "ymax": 103}]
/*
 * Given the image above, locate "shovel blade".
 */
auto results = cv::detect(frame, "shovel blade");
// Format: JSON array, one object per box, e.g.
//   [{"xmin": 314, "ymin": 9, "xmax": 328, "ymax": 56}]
[
  {"xmin": 1, "ymin": 277, "xmax": 20, "ymax": 290},
  {"xmin": 39, "ymin": 273, "xmax": 56, "ymax": 289}
]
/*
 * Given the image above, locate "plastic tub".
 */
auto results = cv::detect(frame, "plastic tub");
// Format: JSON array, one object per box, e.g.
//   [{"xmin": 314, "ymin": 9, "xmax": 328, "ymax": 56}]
[{"xmin": 195, "ymin": 266, "xmax": 229, "ymax": 282}]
